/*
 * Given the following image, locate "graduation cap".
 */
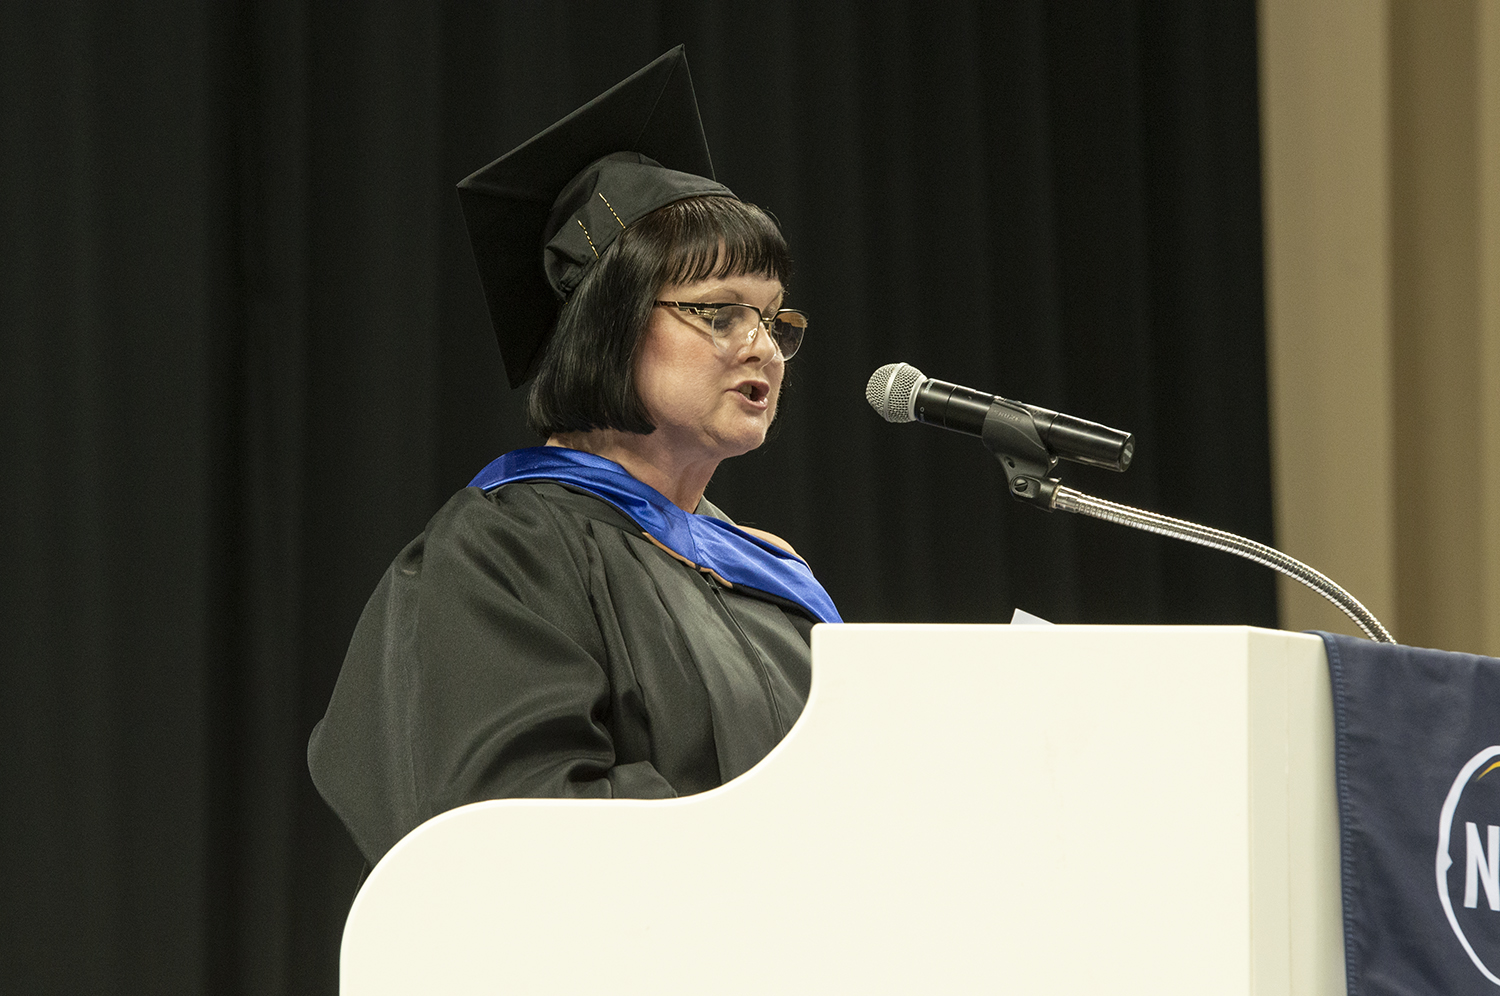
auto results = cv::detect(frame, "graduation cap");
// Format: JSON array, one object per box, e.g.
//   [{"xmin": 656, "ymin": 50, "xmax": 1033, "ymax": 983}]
[{"xmin": 458, "ymin": 46, "xmax": 737, "ymax": 387}]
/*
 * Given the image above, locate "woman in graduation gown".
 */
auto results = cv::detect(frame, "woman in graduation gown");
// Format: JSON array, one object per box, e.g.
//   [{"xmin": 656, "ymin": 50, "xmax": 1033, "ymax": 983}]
[{"xmin": 307, "ymin": 48, "xmax": 841, "ymax": 868}]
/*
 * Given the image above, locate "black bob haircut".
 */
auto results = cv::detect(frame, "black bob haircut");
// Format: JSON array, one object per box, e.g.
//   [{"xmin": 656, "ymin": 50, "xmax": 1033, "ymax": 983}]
[{"xmin": 525, "ymin": 195, "xmax": 793, "ymax": 438}]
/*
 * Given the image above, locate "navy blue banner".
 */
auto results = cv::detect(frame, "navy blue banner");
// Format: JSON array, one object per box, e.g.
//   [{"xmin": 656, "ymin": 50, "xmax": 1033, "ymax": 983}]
[{"xmin": 1322, "ymin": 632, "xmax": 1500, "ymax": 994}]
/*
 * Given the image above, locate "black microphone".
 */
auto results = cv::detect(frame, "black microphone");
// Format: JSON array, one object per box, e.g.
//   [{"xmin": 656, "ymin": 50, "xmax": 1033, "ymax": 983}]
[{"xmin": 866, "ymin": 362, "xmax": 1134, "ymax": 471}]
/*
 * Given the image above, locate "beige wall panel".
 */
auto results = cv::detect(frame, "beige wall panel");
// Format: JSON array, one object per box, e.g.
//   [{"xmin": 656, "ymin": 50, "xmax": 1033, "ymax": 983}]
[
  {"xmin": 1479, "ymin": 2, "xmax": 1500, "ymax": 654},
  {"xmin": 1259, "ymin": 0, "xmax": 1397, "ymax": 638},
  {"xmin": 1262, "ymin": 0, "xmax": 1500, "ymax": 655},
  {"xmin": 1390, "ymin": 3, "xmax": 1482, "ymax": 651}
]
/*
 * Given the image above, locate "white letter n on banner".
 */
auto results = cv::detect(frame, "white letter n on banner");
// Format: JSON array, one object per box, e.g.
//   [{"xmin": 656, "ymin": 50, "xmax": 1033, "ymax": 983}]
[{"xmin": 1464, "ymin": 822, "xmax": 1500, "ymax": 910}]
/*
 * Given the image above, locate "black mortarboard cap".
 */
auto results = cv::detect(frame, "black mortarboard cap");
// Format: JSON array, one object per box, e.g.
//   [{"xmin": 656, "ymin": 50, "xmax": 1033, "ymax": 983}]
[{"xmin": 457, "ymin": 46, "xmax": 736, "ymax": 387}]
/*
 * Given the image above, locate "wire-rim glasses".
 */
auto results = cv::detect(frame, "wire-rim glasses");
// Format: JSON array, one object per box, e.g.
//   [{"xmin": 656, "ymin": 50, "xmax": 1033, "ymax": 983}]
[{"xmin": 654, "ymin": 301, "xmax": 809, "ymax": 360}]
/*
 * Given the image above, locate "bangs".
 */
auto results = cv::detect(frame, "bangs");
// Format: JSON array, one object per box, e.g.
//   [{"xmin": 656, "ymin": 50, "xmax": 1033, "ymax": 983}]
[{"xmin": 640, "ymin": 197, "xmax": 793, "ymax": 289}]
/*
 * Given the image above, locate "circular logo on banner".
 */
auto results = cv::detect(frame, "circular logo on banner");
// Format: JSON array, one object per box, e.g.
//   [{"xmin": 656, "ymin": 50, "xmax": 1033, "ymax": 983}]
[{"xmin": 1437, "ymin": 745, "xmax": 1500, "ymax": 987}]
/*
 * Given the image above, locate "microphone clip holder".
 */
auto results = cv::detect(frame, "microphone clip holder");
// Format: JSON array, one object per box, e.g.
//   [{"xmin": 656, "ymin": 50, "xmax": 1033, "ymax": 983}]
[{"xmin": 981, "ymin": 400, "xmax": 1061, "ymax": 508}]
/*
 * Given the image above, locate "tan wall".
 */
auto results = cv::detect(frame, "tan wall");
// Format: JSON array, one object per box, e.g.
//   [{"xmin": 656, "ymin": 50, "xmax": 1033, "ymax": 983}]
[{"xmin": 1260, "ymin": 0, "xmax": 1500, "ymax": 655}]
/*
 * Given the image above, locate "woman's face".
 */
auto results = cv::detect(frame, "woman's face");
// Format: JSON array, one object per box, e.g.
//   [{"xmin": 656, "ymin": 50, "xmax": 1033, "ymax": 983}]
[{"xmin": 633, "ymin": 271, "xmax": 786, "ymax": 466}]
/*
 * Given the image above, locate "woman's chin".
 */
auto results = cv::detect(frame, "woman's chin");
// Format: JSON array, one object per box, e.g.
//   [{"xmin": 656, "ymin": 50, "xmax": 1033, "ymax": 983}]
[{"xmin": 723, "ymin": 420, "xmax": 773, "ymax": 457}]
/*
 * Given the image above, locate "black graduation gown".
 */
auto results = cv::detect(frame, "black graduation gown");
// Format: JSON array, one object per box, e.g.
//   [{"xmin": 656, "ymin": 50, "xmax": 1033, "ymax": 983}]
[{"xmin": 307, "ymin": 481, "xmax": 814, "ymax": 866}]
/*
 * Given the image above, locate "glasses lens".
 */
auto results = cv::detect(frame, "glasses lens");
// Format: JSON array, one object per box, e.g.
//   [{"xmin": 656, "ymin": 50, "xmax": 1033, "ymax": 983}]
[
  {"xmin": 707, "ymin": 305, "xmax": 758, "ymax": 338},
  {"xmin": 771, "ymin": 310, "xmax": 808, "ymax": 359}
]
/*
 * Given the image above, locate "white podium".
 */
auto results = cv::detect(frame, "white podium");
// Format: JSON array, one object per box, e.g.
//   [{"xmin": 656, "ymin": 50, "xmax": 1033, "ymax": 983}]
[{"xmin": 341, "ymin": 625, "xmax": 1346, "ymax": 995}]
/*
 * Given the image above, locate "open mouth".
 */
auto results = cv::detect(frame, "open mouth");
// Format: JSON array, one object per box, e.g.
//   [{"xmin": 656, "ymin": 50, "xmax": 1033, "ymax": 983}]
[{"xmin": 735, "ymin": 382, "xmax": 768, "ymax": 403}]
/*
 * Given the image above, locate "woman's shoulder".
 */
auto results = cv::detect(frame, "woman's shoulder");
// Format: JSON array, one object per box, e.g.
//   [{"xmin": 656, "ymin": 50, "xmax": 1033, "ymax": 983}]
[
  {"xmin": 695, "ymin": 495, "xmax": 799, "ymax": 558},
  {"xmin": 734, "ymin": 525, "xmax": 799, "ymax": 558},
  {"xmin": 397, "ymin": 484, "xmax": 620, "ymax": 614},
  {"xmin": 422, "ymin": 480, "xmax": 638, "ymax": 551}
]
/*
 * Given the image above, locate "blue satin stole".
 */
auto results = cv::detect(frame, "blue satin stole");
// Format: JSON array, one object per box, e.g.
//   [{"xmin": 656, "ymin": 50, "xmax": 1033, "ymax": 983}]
[{"xmin": 469, "ymin": 447, "xmax": 842, "ymax": 624}]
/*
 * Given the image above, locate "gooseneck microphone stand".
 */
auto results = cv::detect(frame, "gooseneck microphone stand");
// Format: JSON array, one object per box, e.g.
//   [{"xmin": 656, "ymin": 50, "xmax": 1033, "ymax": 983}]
[
  {"xmin": 867, "ymin": 362, "xmax": 1396, "ymax": 643},
  {"xmin": 1050, "ymin": 487, "xmax": 1393, "ymax": 643},
  {"xmin": 985, "ymin": 410, "xmax": 1396, "ymax": 645}
]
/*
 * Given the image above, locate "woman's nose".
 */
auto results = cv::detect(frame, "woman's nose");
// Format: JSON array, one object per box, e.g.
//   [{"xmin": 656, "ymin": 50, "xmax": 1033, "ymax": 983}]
[{"xmin": 739, "ymin": 320, "xmax": 779, "ymax": 361}]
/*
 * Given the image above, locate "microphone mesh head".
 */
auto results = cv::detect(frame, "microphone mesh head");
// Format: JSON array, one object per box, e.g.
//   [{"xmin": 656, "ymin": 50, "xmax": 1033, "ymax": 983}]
[{"xmin": 865, "ymin": 363, "xmax": 925, "ymax": 423}]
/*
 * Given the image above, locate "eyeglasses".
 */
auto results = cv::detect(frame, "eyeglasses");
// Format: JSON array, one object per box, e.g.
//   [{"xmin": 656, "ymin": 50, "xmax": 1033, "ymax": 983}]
[{"xmin": 654, "ymin": 301, "xmax": 809, "ymax": 360}]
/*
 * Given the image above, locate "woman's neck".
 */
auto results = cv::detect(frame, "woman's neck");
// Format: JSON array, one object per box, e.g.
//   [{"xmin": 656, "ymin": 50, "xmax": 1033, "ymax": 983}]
[{"xmin": 545, "ymin": 431, "xmax": 717, "ymax": 513}]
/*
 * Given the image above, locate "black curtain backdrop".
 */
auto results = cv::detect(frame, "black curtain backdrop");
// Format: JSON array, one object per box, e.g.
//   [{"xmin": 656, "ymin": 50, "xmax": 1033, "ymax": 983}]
[{"xmin": 2, "ymin": 2, "xmax": 1273, "ymax": 992}]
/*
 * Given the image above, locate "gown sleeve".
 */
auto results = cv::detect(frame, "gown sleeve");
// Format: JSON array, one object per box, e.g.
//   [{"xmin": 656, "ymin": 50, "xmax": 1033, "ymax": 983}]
[{"xmin": 308, "ymin": 485, "xmax": 677, "ymax": 866}]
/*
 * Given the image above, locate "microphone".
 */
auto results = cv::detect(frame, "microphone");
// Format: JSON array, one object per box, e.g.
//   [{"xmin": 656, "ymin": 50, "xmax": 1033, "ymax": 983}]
[{"xmin": 866, "ymin": 362, "xmax": 1134, "ymax": 472}]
